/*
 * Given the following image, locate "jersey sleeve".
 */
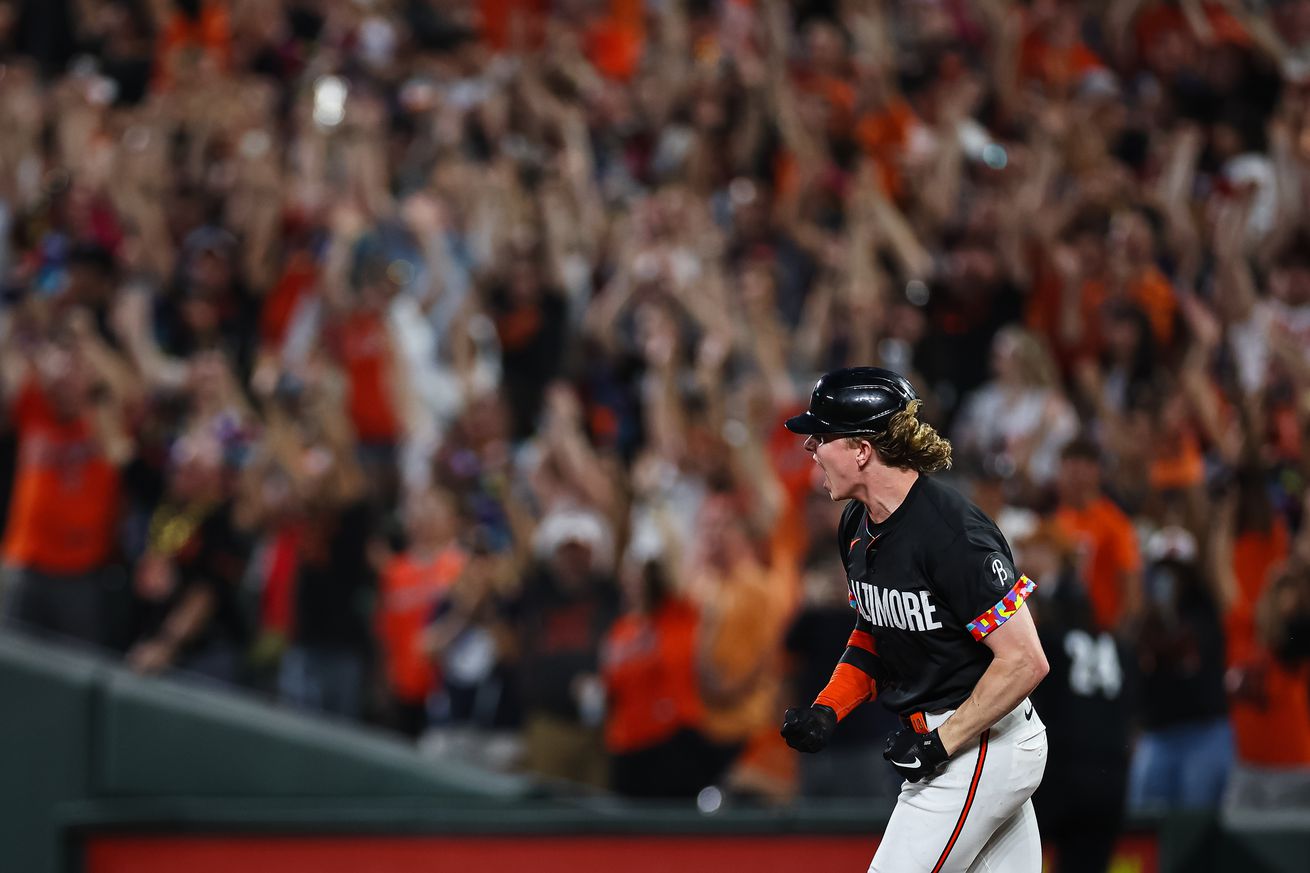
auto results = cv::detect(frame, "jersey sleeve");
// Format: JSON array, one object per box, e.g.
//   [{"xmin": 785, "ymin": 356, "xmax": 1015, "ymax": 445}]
[
  {"xmin": 813, "ymin": 617, "xmax": 881, "ymax": 720},
  {"xmin": 932, "ymin": 527, "xmax": 1037, "ymax": 642}
]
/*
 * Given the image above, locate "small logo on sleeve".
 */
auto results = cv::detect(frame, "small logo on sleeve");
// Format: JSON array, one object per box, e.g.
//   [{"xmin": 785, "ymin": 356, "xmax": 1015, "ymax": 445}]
[{"xmin": 987, "ymin": 553, "xmax": 1012, "ymax": 592}]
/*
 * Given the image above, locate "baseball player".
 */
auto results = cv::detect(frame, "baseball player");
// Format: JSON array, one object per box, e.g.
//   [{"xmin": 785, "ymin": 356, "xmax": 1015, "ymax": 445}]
[{"xmin": 780, "ymin": 367, "xmax": 1050, "ymax": 873}]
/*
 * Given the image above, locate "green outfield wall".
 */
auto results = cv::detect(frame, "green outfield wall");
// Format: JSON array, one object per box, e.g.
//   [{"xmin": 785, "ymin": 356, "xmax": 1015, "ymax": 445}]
[{"xmin": 1, "ymin": 633, "xmax": 1305, "ymax": 873}]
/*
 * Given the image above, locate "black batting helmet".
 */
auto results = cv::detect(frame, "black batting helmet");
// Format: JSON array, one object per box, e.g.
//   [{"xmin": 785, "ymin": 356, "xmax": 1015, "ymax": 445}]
[{"xmin": 785, "ymin": 367, "xmax": 919, "ymax": 436}]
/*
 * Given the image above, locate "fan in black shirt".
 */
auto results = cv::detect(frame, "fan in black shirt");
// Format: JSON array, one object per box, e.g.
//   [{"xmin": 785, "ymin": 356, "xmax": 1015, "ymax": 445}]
[{"xmin": 1024, "ymin": 520, "xmax": 1133, "ymax": 873}]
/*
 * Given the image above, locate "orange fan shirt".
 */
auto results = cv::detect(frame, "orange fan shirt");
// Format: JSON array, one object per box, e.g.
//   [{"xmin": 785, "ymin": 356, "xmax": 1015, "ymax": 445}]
[
  {"xmin": 1226, "ymin": 521, "xmax": 1290, "ymax": 666},
  {"xmin": 1018, "ymin": 27, "xmax": 1104, "ymax": 90},
  {"xmin": 601, "ymin": 598, "xmax": 704, "ymax": 754},
  {"xmin": 153, "ymin": 1, "xmax": 232, "ymax": 90},
  {"xmin": 1230, "ymin": 659, "xmax": 1310, "ymax": 766},
  {"xmin": 855, "ymin": 99, "xmax": 918, "ymax": 201},
  {"xmin": 377, "ymin": 547, "xmax": 467, "ymax": 702},
  {"xmin": 1055, "ymin": 497, "xmax": 1141, "ymax": 633},
  {"xmin": 1224, "ymin": 522, "xmax": 1310, "ymax": 765},
  {"xmin": 1149, "ymin": 429, "xmax": 1205, "ymax": 492},
  {"xmin": 2, "ymin": 380, "xmax": 120, "ymax": 574}
]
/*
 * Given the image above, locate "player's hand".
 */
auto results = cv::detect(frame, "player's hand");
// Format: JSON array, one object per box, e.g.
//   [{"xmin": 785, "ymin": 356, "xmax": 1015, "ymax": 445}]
[
  {"xmin": 883, "ymin": 728, "xmax": 950, "ymax": 782},
  {"xmin": 780, "ymin": 705, "xmax": 837, "ymax": 753}
]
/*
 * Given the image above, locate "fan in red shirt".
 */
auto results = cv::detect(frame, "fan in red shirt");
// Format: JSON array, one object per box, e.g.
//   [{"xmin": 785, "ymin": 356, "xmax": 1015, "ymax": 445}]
[{"xmin": 2, "ymin": 314, "xmax": 133, "ymax": 648}]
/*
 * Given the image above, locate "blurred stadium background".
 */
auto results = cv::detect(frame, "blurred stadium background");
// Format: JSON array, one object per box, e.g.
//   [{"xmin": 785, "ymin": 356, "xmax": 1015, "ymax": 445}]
[{"xmin": 2, "ymin": 0, "xmax": 1310, "ymax": 871}]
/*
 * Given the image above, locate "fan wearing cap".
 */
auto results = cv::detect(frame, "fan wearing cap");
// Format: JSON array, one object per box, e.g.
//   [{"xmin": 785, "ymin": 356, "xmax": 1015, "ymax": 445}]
[{"xmin": 779, "ymin": 367, "xmax": 1051, "ymax": 873}]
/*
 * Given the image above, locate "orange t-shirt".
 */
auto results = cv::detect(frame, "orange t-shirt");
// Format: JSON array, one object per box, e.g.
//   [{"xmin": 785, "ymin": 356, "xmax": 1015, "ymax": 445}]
[
  {"xmin": 334, "ymin": 311, "xmax": 401, "ymax": 444},
  {"xmin": 585, "ymin": 1, "xmax": 645, "ymax": 83},
  {"xmin": 1226, "ymin": 522, "xmax": 1290, "ymax": 664},
  {"xmin": 1135, "ymin": 3, "xmax": 1251, "ymax": 58},
  {"xmin": 377, "ymin": 547, "xmax": 467, "ymax": 702},
  {"xmin": 1061, "ymin": 267, "xmax": 1178, "ymax": 363},
  {"xmin": 855, "ymin": 99, "xmax": 918, "ymax": 201},
  {"xmin": 2, "ymin": 381, "xmax": 120, "ymax": 574},
  {"xmin": 1225, "ymin": 521, "xmax": 1310, "ymax": 765},
  {"xmin": 1230, "ymin": 658, "xmax": 1310, "ymax": 766},
  {"xmin": 601, "ymin": 598, "xmax": 704, "ymax": 754},
  {"xmin": 1019, "ymin": 28, "xmax": 1104, "ymax": 89},
  {"xmin": 1124, "ymin": 267, "xmax": 1178, "ymax": 348},
  {"xmin": 1055, "ymin": 498, "xmax": 1141, "ymax": 633},
  {"xmin": 1149, "ymin": 429, "xmax": 1205, "ymax": 492},
  {"xmin": 687, "ymin": 556, "xmax": 791, "ymax": 744},
  {"xmin": 153, "ymin": 1, "xmax": 232, "ymax": 90}
]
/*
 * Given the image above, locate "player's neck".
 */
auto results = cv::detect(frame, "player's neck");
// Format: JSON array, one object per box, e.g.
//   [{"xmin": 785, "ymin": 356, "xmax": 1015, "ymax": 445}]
[{"xmin": 855, "ymin": 467, "xmax": 920, "ymax": 525}]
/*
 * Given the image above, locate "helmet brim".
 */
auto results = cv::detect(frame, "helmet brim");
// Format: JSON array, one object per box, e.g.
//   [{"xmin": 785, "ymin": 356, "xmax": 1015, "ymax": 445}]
[{"xmin": 784, "ymin": 412, "xmax": 832, "ymax": 435}]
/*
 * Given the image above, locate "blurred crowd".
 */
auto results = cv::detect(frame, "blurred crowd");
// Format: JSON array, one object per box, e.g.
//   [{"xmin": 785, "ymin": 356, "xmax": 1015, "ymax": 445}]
[{"xmin": 2, "ymin": 0, "xmax": 1310, "ymax": 851}]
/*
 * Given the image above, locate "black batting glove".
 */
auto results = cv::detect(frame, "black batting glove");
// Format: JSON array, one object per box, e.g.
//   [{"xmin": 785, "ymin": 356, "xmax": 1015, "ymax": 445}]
[
  {"xmin": 781, "ymin": 705, "xmax": 837, "ymax": 753},
  {"xmin": 883, "ymin": 727, "xmax": 950, "ymax": 782}
]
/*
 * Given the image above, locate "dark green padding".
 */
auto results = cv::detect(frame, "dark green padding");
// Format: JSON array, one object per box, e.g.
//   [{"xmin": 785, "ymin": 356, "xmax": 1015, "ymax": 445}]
[
  {"xmin": 0, "ymin": 635, "xmax": 97, "ymax": 873},
  {"xmin": 97, "ymin": 669, "xmax": 531, "ymax": 799},
  {"xmin": 0, "ymin": 633, "xmax": 533, "ymax": 873}
]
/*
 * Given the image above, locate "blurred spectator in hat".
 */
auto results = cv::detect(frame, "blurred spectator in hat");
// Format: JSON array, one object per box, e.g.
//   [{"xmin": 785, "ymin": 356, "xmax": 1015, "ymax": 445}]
[{"xmin": 513, "ymin": 506, "xmax": 620, "ymax": 788}]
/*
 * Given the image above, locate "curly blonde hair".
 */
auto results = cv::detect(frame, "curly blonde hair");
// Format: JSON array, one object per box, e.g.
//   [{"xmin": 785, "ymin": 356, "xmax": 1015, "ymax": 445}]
[{"xmin": 846, "ymin": 400, "xmax": 953, "ymax": 473}]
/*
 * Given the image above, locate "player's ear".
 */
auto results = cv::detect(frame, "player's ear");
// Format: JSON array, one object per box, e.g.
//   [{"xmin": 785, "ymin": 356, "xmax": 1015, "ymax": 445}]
[{"xmin": 855, "ymin": 437, "xmax": 875, "ymax": 468}]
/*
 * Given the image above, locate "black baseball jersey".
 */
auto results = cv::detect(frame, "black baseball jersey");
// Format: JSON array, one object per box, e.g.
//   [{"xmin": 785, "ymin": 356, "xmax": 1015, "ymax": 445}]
[{"xmin": 838, "ymin": 475, "xmax": 1035, "ymax": 716}]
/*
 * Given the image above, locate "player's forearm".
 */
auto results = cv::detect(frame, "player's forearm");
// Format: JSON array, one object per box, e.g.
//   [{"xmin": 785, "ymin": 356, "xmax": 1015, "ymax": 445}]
[
  {"xmin": 813, "ymin": 629, "xmax": 880, "ymax": 720},
  {"xmin": 813, "ymin": 653, "xmax": 876, "ymax": 720},
  {"xmin": 936, "ymin": 647, "xmax": 1047, "ymax": 755}
]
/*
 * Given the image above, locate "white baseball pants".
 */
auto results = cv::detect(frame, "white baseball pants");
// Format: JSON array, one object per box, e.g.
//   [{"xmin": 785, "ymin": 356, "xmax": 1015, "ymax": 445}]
[{"xmin": 869, "ymin": 697, "xmax": 1047, "ymax": 873}]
